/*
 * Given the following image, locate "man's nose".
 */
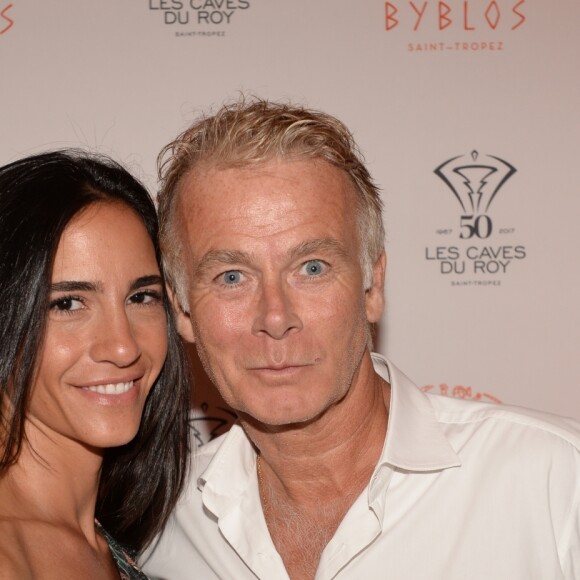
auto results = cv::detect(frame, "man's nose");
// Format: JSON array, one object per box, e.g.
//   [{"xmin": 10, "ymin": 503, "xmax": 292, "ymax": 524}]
[
  {"xmin": 89, "ymin": 310, "xmax": 142, "ymax": 367},
  {"xmin": 251, "ymin": 278, "xmax": 302, "ymax": 340}
]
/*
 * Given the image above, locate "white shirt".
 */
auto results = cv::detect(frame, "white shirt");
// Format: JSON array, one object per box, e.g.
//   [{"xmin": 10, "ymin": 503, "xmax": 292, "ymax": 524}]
[{"xmin": 142, "ymin": 355, "xmax": 580, "ymax": 579}]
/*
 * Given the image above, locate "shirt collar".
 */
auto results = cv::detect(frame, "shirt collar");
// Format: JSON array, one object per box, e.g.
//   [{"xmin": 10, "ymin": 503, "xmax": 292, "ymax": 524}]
[
  {"xmin": 371, "ymin": 353, "xmax": 461, "ymax": 472},
  {"xmin": 199, "ymin": 354, "xmax": 461, "ymax": 508},
  {"xmin": 197, "ymin": 423, "xmax": 257, "ymax": 516}
]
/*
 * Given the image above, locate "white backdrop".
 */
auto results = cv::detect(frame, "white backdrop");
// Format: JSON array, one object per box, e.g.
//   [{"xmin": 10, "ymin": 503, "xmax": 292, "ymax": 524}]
[{"xmin": 2, "ymin": 1, "xmax": 579, "ymax": 442}]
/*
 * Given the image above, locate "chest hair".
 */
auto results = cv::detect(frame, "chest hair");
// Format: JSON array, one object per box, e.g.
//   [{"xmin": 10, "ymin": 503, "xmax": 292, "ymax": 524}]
[{"xmin": 264, "ymin": 484, "xmax": 364, "ymax": 580}]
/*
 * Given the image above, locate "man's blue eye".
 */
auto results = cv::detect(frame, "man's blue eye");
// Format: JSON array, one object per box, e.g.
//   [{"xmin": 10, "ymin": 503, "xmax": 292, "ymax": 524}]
[
  {"xmin": 222, "ymin": 271, "xmax": 242, "ymax": 285},
  {"xmin": 303, "ymin": 260, "xmax": 324, "ymax": 276}
]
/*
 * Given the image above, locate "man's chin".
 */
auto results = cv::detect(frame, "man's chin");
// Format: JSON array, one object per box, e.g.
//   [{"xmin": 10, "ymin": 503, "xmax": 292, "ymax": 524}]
[{"xmin": 238, "ymin": 396, "xmax": 343, "ymax": 433}]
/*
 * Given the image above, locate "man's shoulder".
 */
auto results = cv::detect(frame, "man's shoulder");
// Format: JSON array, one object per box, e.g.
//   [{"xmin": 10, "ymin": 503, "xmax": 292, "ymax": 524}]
[
  {"xmin": 375, "ymin": 353, "xmax": 580, "ymax": 455},
  {"xmin": 427, "ymin": 392, "xmax": 580, "ymax": 452}
]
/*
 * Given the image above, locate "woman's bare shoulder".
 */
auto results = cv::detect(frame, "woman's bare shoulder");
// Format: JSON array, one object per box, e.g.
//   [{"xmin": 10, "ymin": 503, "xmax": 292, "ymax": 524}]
[
  {"xmin": 0, "ymin": 519, "xmax": 34, "ymax": 579},
  {"xmin": 0, "ymin": 516, "xmax": 120, "ymax": 580}
]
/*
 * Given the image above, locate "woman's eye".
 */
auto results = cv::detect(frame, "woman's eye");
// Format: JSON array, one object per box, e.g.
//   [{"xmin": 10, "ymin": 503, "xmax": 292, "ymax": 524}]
[
  {"xmin": 302, "ymin": 260, "xmax": 326, "ymax": 276},
  {"xmin": 221, "ymin": 271, "xmax": 242, "ymax": 285},
  {"xmin": 49, "ymin": 296, "xmax": 83, "ymax": 313},
  {"xmin": 129, "ymin": 290, "xmax": 162, "ymax": 305}
]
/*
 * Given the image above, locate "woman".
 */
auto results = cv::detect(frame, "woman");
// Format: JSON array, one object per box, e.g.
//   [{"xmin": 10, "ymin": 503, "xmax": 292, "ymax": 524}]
[{"xmin": 0, "ymin": 151, "xmax": 191, "ymax": 578}]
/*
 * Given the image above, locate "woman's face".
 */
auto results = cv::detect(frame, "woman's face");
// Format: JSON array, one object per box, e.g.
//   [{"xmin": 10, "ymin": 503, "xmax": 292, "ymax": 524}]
[{"xmin": 28, "ymin": 202, "xmax": 168, "ymax": 451}]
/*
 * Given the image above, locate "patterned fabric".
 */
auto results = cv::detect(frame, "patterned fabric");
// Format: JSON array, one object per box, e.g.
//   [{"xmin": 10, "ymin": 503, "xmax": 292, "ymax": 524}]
[{"xmin": 95, "ymin": 520, "xmax": 150, "ymax": 580}]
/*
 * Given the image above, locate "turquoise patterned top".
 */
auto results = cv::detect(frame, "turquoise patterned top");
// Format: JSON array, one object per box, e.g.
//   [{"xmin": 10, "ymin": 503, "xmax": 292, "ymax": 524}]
[{"xmin": 95, "ymin": 521, "xmax": 150, "ymax": 580}]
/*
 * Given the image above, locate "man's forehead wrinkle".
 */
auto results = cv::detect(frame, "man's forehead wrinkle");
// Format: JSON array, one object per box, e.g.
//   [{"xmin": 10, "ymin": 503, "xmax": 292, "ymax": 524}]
[{"xmin": 183, "ymin": 166, "xmax": 318, "ymax": 208}]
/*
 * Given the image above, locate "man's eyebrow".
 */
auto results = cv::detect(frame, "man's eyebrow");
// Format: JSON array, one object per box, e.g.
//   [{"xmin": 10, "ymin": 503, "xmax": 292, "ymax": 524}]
[
  {"xmin": 194, "ymin": 240, "xmax": 349, "ymax": 277},
  {"xmin": 194, "ymin": 250, "xmax": 253, "ymax": 278},
  {"xmin": 288, "ymin": 238, "xmax": 349, "ymax": 261}
]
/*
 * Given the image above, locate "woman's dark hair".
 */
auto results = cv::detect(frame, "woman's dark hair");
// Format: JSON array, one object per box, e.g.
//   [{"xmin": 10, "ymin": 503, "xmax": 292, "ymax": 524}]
[{"xmin": 0, "ymin": 150, "xmax": 191, "ymax": 552}]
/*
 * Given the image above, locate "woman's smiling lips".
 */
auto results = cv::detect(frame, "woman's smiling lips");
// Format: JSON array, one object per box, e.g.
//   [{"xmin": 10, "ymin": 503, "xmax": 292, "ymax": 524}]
[
  {"xmin": 82, "ymin": 381, "xmax": 134, "ymax": 395},
  {"xmin": 75, "ymin": 377, "xmax": 143, "ymax": 404}
]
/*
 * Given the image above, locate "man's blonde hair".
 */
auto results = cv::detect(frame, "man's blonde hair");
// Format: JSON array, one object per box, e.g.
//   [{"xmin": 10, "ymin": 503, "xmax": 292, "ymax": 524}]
[{"xmin": 157, "ymin": 97, "xmax": 385, "ymax": 307}]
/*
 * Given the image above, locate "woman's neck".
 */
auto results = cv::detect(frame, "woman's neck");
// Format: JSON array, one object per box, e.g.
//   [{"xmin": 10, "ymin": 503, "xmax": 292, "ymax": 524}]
[{"xmin": 0, "ymin": 418, "xmax": 103, "ymax": 541}]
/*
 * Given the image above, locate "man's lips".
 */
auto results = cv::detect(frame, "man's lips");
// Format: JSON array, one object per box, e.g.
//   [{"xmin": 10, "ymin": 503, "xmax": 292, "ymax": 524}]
[{"xmin": 248, "ymin": 363, "xmax": 311, "ymax": 372}]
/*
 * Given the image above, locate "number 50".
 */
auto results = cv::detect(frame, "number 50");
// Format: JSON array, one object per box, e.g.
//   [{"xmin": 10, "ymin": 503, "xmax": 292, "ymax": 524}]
[{"xmin": 459, "ymin": 215, "xmax": 493, "ymax": 239}]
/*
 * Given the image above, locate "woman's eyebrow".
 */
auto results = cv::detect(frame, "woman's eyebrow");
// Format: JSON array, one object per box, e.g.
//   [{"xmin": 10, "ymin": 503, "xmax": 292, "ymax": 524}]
[
  {"xmin": 49, "ymin": 275, "xmax": 163, "ymax": 294},
  {"xmin": 49, "ymin": 281, "xmax": 101, "ymax": 293},
  {"xmin": 129, "ymin": 275, "xmax": 163, "ymax": 292}
]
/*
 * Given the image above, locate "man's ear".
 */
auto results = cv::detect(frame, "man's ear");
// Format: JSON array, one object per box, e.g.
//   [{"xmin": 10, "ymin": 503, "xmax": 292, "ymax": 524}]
[
  {"xmin": 365, "ymin": 251, "xmax": 386, "ymax": 324},
  {"xmin": 166, "ymin": 285, "xmax": 195, "ymax": 344}
]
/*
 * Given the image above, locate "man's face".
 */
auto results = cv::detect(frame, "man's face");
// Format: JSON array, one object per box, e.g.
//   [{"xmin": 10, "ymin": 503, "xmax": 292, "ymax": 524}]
[{"xmin": 175, "ymin": 158, "xmax": 384, "ymax": 426}]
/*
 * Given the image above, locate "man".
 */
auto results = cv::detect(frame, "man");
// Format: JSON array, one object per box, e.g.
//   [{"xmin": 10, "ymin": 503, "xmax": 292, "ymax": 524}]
[{"xmin": 143, "ymin": 99, "xmax": 580, "ymax": 579}]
